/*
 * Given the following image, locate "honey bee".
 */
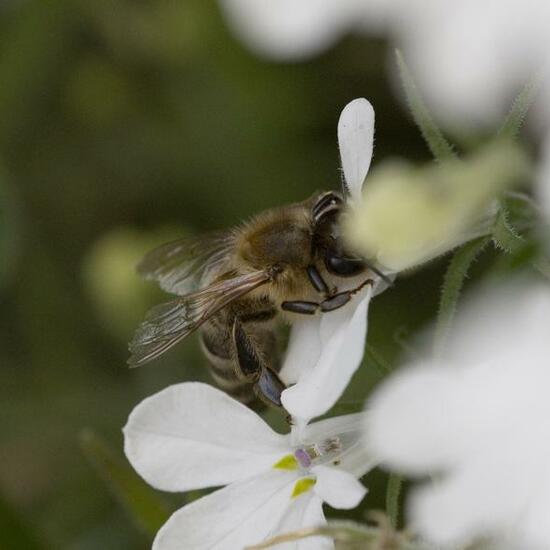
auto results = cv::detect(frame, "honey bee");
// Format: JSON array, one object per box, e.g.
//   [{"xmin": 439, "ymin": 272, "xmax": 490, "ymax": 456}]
[{"xmin": 128, "ymin": 189, "xmax": 387, "ymax": 409}]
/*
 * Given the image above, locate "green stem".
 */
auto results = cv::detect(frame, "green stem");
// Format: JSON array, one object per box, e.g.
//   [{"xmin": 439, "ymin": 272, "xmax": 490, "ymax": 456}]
[
  {"xmin": 386, "ymin": 473, "xmax": 403, "ymax": 529},
  {"xmin": 395, "ymin": 50, "xmax": 457, "ymax": 162},
  {"xmin": 433, "ymin": 237, "xmax": 491, "ymax": 357},
  {"xmin": 498, "ymin": 72, "xmax": 543, "ymax": 140}
]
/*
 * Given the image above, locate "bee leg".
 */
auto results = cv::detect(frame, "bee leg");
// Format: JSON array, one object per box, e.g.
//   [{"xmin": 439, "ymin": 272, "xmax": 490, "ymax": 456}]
[
  {"xmin": 306, "ymin": 265, "xmax": 330, "ymax": 295},
  {"xmin": 254, "ymin": 367, "xmax": 286, "ymax": 408},
  {"xmin": 232, "ymin": 318, "xmax": 263, "ymax": 381},
  {"xmin": 232, "ymin": 318, "xmax": 287, "ymax": 408},
  {"xmin": 281, "ymin": 301, "xmax": 319, "ymax": 315},
  {"xmin": 283, "ymin": 277, "xmax": 374, "ymax": 315},
  {"xmin": 320, "ymin": 278, "xmax": 374, "ymax": 312}
]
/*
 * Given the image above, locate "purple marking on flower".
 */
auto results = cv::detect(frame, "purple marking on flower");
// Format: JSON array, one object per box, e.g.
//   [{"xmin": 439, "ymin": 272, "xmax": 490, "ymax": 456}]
[{"xmin": 294, "ymin": 448, "xmax": 312, "ymax": 469}]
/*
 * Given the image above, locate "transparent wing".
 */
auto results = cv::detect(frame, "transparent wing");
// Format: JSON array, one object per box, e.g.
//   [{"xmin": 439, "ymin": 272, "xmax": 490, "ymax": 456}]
[
  {"xmin": 137, "ymin": 231, "xmax": 234, "ymax": 295},
  {"xmin": 128, "ymin": 270, "xmax": 271, "ymax": 367}
]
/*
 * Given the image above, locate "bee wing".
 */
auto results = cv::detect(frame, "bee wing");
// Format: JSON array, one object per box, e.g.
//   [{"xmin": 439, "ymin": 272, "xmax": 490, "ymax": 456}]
[
  {"xmin": 137, "ymin": 231, "xmax": 234, "ymax": 296},
  {"xmin": 128, "ymin": 270, "xmax": 271, "ymax": 367}
]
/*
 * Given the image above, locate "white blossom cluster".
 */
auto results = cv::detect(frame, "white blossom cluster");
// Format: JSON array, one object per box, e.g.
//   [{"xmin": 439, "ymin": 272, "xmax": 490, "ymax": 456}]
[{"xmin": 368, "ymin": 282, "xmax": 550, "ymax": 550}]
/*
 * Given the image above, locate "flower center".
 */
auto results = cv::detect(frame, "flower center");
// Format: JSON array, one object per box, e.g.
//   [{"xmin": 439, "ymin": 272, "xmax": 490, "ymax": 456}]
[
  {"xmin": 293, "ymin": 436, "xmax": 343, "ymax": 468},
  {"xmin": 272, "ymin": 426, "xmax": 363, "ymax": 498}
]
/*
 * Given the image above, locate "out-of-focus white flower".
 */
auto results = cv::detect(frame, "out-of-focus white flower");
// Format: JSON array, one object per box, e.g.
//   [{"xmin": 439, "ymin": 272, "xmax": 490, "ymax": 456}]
[
  {"xmin": 392, "ymin": 0, "xmax": 549, "ymax": 128},
  {"xmin": 219, "ymin": 0, "xmax": 548, "ymax": 130},
  {"xmin": 537, "ymin": 138, "xmax": 550, "ymax": 227},
  {"xmin": 366, "ymin": 282, "xmax": 550, "ymax": 548},
  {"xmin": 124, "ymin": 383, "xmax": 373, "ymax": 550},
  {"xmin": 217, "ymin": 0, "xmax": 388, "ymax": 61},
  {"xmin": 280, "ymin": 98, "xmax": 388, "ymax": 425},
  {"xmin": 343, "ymin": 141, "xmax": 528, "ymax": 271}
]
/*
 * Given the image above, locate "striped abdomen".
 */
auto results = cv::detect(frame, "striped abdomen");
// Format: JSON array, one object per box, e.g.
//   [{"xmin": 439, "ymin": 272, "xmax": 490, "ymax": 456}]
[{"xmin": 199, "ymin": 298, "xmax": 279, "ymax": 406}]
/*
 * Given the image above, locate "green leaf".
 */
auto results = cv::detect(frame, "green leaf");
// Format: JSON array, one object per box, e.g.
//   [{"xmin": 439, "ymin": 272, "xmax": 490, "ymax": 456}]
[
  {"xmin": 395, "ymin": 50, "xmax": 457, "ymax": 162},
  {"xmin": 385, "ymin": 473, "xmax": 403, "ymax": 529},
  {"xmin": 79, "ymin": 429, "xmax": 170, "ymax": 538},
  {"xmin": 434, "ymin": 236, "xmax": 491, "ymax": 356},
  {"xmin": 498, "ymin": 73, "xmax": 543, "ymax": 140}
]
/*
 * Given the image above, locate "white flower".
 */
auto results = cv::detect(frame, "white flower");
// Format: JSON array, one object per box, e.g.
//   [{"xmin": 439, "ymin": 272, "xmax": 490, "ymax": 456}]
[
  {"xmin": 342, "ymin": 141, "xmax": 528, "ymax": 272},
  {"xmin": 390, "ymin": 0, "xmax": 550, "ymax": 128},
  {"xmin": 124, "ymin": 382, "xmax": 374, "ymax": 550},
  {"xmin": 366, "ymin": 282, "xmax": 550, "ymax": 549},
  {"xmin": 217, "ymin": 0, "xmax": 388, "ymax": 61},
  {"xmin": 280, "ymin": 98, "xmax": 389, "ymax": 425}
]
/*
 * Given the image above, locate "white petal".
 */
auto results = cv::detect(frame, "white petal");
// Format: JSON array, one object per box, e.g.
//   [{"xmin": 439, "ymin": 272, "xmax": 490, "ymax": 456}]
[
  {"xmin": 366, "ymin": 365, "xmax": 470, "ymax": 473},
  {"xmin": 281, "ymin": 285, "xmax": 372, "ymax": 423},
  {"xmin": 338, "ymin": 98, "xmax": 375, "ymax": 202},
  {"xmin": 443, "ymin": 281, "xmax": 550, "ymax": 368},
  {"xmin": 303, "ymin": 413, "xmax": 376, "ymax": 478},
  {"xmin": 218, "ymin": 0, "xmax": 360, "ymax": 61},
  {"xmin": 271, "ymin": 492, "xmax": 333, "ymax": 550},
  {"xmin": 365, "ymin": 283, "xmax": 550, "ymax": 548},
  {"xmin": 410, "ymin": 459, "xmax": 520, "ymax": 548},
  {"xmin": 124, "ymin": 382, "xmax": 288, "ymax": 492},
  {"xmin": 153, "ymin": 470, "xmax": 296, "ymax": 550},
  {"xmin": 313, "ymin": 465, "xmax": 367, "ymax": 509},
  {"xmin": 279, "ymin": 317, "xmax": 322, "ymax": 385}
]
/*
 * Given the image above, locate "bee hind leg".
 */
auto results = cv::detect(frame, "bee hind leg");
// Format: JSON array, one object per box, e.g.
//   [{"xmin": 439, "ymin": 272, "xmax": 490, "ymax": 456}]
[
  {"xmin": 254, "ymin": 367, "xmax": 286, "ymax": 408},
  {"xmin": 232, "ymin": 318, "xmax": 263, "ymax": 381},
  {"xmin": 232, "ymin": 318, "xmax": 286, "ymax": 408}
]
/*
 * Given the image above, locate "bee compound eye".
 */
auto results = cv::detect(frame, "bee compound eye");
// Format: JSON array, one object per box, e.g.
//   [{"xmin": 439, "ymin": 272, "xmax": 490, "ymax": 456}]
[{"xmin": 324, "ymin": 248, "xmax": 366, "ymax": 277}]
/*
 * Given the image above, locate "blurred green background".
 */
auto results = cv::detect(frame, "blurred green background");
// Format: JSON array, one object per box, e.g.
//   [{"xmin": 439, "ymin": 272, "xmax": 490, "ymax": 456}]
[{"xmin": 0, "ymin": 1, "xmax": 465, "ymax": 548}]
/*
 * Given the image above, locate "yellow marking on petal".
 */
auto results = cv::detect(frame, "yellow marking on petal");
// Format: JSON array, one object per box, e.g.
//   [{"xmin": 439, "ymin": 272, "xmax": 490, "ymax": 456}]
[
  {"xmin": 291, "ymin": 477, "xmax": 316, "ymax": 498},
  {"xmin": 273, "ymin": 454, "xmax": 298, "ymax": 471}
]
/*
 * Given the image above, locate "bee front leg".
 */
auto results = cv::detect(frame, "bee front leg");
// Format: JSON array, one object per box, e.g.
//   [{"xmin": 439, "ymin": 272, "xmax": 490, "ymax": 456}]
[
  {"xmin": 306, "ymin": 265, "xmax": 330, "ymax": 295},
  {"xmin": 320, "ymin": 277, "xmax": 374, "ymax": 312},
  {"xmin": 281, "ymin": 300, "xmax": 319, "ymax": 315},
  {"xmin": 283, "ymin": 277, "xmax": 374, "ymax": 314}
]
